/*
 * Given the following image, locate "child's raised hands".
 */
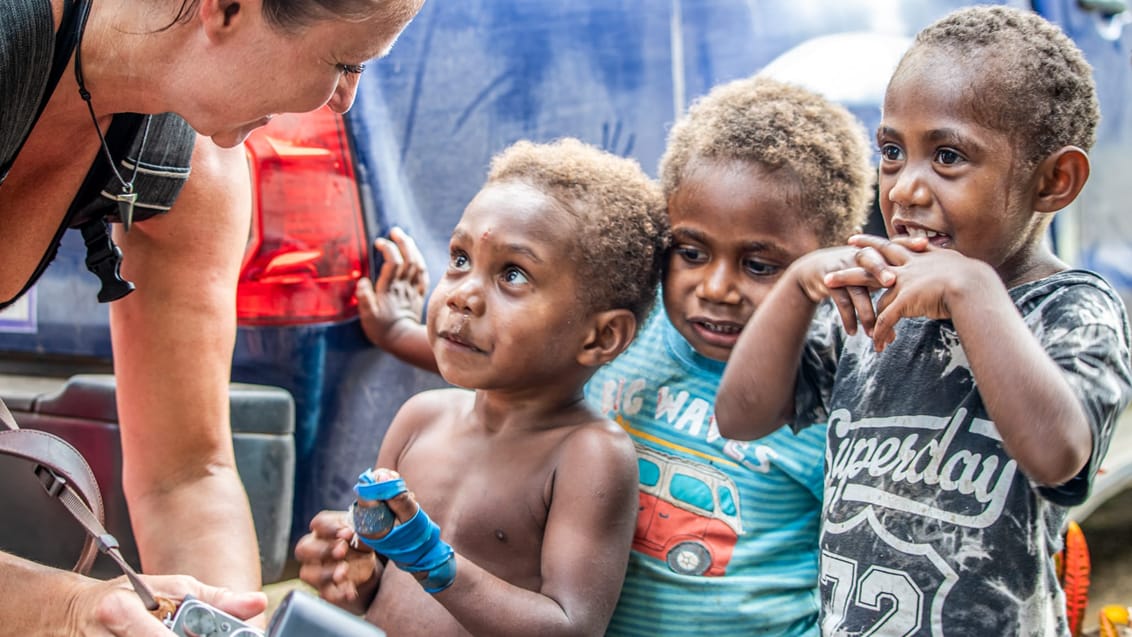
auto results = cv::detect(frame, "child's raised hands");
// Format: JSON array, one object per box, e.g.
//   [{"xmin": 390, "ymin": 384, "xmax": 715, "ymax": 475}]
[
  {"xmin": 826, "ymin": 234, "xmax": 989, "ymax": 351},
  {"xmin": 786, "ymin": 244, "xmax": 893, "ymax": 338},
  {"xmin": 356, "ymin": 227, "xmax": 430, "ymax": 350}
]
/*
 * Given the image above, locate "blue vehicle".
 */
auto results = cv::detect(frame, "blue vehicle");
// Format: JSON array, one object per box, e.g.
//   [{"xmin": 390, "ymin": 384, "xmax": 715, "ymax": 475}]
[{"xmin": 2, "ymin": 0, "xmax": 1130, "ymax": 584}]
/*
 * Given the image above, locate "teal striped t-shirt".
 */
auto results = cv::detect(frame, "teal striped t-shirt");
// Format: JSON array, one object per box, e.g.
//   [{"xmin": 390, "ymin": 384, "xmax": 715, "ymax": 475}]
[{"xmin": 585, "ymin": 308, "xmax": 825, "ymax": 636}]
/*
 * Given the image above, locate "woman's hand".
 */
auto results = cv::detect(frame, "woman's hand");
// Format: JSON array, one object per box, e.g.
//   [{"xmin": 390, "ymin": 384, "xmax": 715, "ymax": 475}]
[{"xmin": 64, "ymin": 573, "xmax": 266, "ymax": 637}]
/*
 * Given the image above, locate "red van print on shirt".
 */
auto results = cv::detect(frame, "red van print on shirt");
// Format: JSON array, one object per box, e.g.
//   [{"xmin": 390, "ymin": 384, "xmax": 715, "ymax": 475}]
[{"xmin": 633, "ymin": 445, "xmax": 741, "ymax": 576}]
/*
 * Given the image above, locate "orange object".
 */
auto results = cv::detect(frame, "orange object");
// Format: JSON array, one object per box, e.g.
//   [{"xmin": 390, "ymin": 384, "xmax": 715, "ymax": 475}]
[{"xmin": 1056, "ymin": 520, "xmax": 1091, "ymax": 637}]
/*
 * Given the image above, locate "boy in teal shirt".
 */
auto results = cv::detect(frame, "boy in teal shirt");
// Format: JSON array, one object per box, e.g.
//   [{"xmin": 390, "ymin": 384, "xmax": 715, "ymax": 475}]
[{"xmin": 586, "ymin": 76, "xmax": 872, "ymax": 635}]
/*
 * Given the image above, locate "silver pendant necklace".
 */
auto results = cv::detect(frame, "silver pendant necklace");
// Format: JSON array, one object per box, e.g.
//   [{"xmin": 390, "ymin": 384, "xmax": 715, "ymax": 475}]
[{"xmin": 73, "ymin": 0, "xmax": 152, "ymax": 232}]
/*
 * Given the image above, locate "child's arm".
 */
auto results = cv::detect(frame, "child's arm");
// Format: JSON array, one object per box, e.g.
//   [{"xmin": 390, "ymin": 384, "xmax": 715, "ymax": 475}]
[
  {"xmin": 838, "ymin": 235, "xmax": 1093, "ymax": 486},
  {"xmin": 293, "ymin": 389, "xmax": 427, "ymax": 613},
  {"xmin": 357, "ymin": 424, "xmax": 638, "ymax": 637},
  {"xmin": 355, "ymin": 227, "xmax": 439, "ymax": 373},
  {"xmin": 717, "ymin": 245, "xmax": 890, "ymax": 440}
]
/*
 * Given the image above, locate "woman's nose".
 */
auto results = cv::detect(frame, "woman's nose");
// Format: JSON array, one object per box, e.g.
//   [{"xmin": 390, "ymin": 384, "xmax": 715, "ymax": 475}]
[{"xmin": 327, "ymin": 75, "xmax": 361, "ymax": 113}]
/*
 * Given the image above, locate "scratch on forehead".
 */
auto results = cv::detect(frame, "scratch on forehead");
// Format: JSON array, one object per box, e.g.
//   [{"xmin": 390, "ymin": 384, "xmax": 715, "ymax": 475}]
[{"xmin": 481, "ymin": 229, "xmax": 491, "ymax": 240}]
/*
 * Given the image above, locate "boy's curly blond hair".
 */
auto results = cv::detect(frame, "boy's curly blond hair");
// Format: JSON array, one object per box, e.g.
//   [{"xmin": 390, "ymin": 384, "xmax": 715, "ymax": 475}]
[
  {"xmin": 660, "ymin": 75, "xmax": 873, "ymax": 247},
  {"xmin": 904, "ymin": 5, "xmax": 1098, "ymax": 166},
  {"xmin": 487, "ymin": 138, "xmax": 668, "ymax": 325}
]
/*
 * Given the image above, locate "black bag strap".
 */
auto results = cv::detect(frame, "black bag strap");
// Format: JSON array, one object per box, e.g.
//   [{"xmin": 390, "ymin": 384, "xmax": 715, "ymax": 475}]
[{"xmin": 0, "ymin": 397, "xmax": 160, "ymax": 610}]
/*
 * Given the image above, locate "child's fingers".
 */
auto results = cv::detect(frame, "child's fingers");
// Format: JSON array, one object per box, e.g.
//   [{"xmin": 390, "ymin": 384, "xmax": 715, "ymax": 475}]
[
  {"xmin": 824, "ymin": 266, "xmax": 879, "ymax": 289},
  {"xmin": 852, "ymin": 246, "xmax": 897, "ymax": 286},
  {"xmin": 373, "ymin": 237, "xmax": 403, "ymax": 293},
  {"xmin": 829, "ymin": 288, "xmax": 860, "ymax": 336},
  {"xmin": 389, "ymin": 228, "xmax": 430, "ymax": 293},
  {"xmin": 871, "ymin": 292, "xmax": 901, "ymax": 351},
  {"xmin": 847, "ymin": 286, "xmax": 877, "ymax": 336},
  {"xmin": 355, "ymin": 277, "xmax": 377, "ymax": 314},
  {"xmin": 886, "ymin": 235, "xmax": 930, "ymax": 252},
  {"xmin": 298, "ymin": 558, "xmax": 345, "ymax": 591},
  {"xmin": 386, "ymin": 489, "xmax": 420, "ymax": 525},
  {"xmin": 324, "ymin": 564, "xmax": 359, "ymax": 603}
]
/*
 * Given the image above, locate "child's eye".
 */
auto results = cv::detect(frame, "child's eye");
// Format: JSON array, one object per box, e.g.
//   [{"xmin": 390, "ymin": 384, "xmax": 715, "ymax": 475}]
[
  {"xmin": 501, "ymin": 266, "xmax": 529, "ymax": 286},
  {"xmin": 449, "ymin": 251, "xmax": 470, "ymax": 271},
  {"xmin": 674, "ymin": 245, "xmax": 708, "ymax": 264},
  {"xmin": 743, "ymin": 258, "xmax": 780, "ymax": 277},
  {"xmin": 879, "ymin": 143, "xmax": 904, "ymax": 162},
  {"xmin": 338, "ymin": 63, "xmax": 367, "ymax": 76},
  {"xmin": 935, "ymin": 148, "xmax": 963, "ymax": 165}
]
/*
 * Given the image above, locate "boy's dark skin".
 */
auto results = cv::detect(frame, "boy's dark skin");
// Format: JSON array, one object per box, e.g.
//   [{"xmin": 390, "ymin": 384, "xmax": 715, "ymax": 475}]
[
  {"xmin": 716, "ymin": 44, "xmax": 1094, "ymax": 488},
  {"xmin": 296, "ymin": 180, "xmax": 639, "ymax": 636}
]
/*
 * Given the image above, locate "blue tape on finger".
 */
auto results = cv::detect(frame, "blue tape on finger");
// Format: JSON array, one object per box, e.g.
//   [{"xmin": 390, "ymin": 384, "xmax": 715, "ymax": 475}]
[
  {"xmin": 355, "ymin": 507, "xmax": 433, "ymax": 564},
  {"xmin": 420, "ymin": 554, "xmax": 457, "ymax": 594},
  {"xmin": 354, "ymin": 470, "xmax": 407, "ymax": 502},
  {"xmin": 350, "ymin": 469, "xmax": 457, "ymax": 594}
]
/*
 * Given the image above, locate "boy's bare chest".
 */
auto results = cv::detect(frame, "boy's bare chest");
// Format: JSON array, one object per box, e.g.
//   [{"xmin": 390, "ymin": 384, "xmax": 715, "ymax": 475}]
[{"xmin": 397, "ymin": 428, "xmax": 567, "ymax": 576}]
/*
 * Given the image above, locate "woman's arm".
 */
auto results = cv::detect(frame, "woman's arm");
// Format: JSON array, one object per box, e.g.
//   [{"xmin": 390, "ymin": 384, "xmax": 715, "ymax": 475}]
[{"xmin": 110, "ymin": 137, "xmax": 260, "ymax": 592}]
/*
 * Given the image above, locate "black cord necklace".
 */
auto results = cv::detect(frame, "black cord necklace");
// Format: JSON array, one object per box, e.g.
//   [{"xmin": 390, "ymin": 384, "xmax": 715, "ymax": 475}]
[{"xmin": 73, "ymin": 0, "xmax": 152, "ymax": 232}]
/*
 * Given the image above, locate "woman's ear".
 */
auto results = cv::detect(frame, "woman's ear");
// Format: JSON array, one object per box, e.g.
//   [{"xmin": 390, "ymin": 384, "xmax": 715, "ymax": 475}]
[
  {"xmin": 199, "ymin": 0, "xmax": 245, "ymax": 41},
  {"xmin": 577, "ymin": 309, "xmax": 637, "ymax": 368},
  {"xmin": 1035, "ymin": 146, "xmax": 1090, "ymax": 213}
]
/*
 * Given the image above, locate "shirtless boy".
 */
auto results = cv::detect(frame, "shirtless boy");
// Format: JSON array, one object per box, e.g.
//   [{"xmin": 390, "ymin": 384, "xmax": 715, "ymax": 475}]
[{"xmin": 295, "ymin": 137, "xmax": 668, "ymax": 636}]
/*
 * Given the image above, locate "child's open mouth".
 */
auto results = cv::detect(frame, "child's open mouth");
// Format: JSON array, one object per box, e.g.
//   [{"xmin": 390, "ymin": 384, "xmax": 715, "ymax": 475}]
[
  {"xmin": 691, "ymin": 318, "xmax": 742, "ymax": 348},
  {"xmin": 895, "ymin": 223, "xmax": 952, "ymax": 248}
]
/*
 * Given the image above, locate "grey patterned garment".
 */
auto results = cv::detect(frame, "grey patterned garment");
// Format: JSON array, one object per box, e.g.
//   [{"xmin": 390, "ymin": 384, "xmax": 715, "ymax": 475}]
[
  {"xmin": 0, "ymin": 0, "xmax": 194, "ymax": 212},
  {"xmin": 793, "ymin": 269, "xmax": 1132, "ymax": 637},
  {"xmin": 0, "ymin": 0, "xmax": 54, "ymax": 179}
]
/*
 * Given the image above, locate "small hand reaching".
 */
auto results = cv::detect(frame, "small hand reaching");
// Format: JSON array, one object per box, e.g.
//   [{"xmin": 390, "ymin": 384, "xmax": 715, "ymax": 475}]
[{"xmin": 357, "ymin": 227, "xmax": 429, "ymax": 350}]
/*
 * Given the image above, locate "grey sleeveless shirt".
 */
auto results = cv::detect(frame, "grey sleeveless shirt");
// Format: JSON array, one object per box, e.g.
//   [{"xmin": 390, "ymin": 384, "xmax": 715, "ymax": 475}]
[{"xmin": 1, "ymin": 0, "xmax": 197, "ymax": 307}]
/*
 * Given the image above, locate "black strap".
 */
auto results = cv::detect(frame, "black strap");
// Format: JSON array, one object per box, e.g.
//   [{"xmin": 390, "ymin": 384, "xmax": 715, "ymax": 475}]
[
  {"xmin": 0, "ymin": 114, "xmax": 142, "ymax": 310},
  {"xmin": 0, "ymin": 398, "xmax": 159, "ymax": 610},
  {"xmin": 0, "ymin": 0, "xmax": 82, "ymax": 181}
]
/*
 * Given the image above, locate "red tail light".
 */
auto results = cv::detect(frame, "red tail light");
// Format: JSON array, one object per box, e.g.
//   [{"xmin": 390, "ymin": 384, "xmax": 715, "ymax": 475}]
[{"xmin": 238, "ymin": 106, "xmax": 368, "ymax": 325}]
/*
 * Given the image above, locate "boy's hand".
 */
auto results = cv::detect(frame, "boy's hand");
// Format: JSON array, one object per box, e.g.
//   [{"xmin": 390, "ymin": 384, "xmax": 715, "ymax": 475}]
[
  {"xmin": 294, "ymin": 510, "xmax": 379, "ymax": 610},
  {"xmin": 357, "ymin": 227, "xmax": 429, "ymax": 349},
  {"xmin": 352, "ymin": 468, "xmax": 457, "ymax": 594},
  {"xmin": 787, "ymin": 245, "xmax": 892, "ymax": 337},
  {"xmin": 829, "ymin": 234, "xmax": 985, "ymax": 351}
]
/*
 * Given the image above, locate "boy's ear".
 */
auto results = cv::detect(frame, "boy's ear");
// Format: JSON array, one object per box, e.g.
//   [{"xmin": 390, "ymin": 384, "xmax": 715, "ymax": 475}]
[
  {"xmin": 199, "ymin": 0, "xmax": 247, "ymax": 42},
  {"xmin": 1034, "ymin": 146, "xmax": 1090, "ymax": 213},
  {"xmin": 577, "ymin": 309, "xmax": 637, "ymax": 368}
]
